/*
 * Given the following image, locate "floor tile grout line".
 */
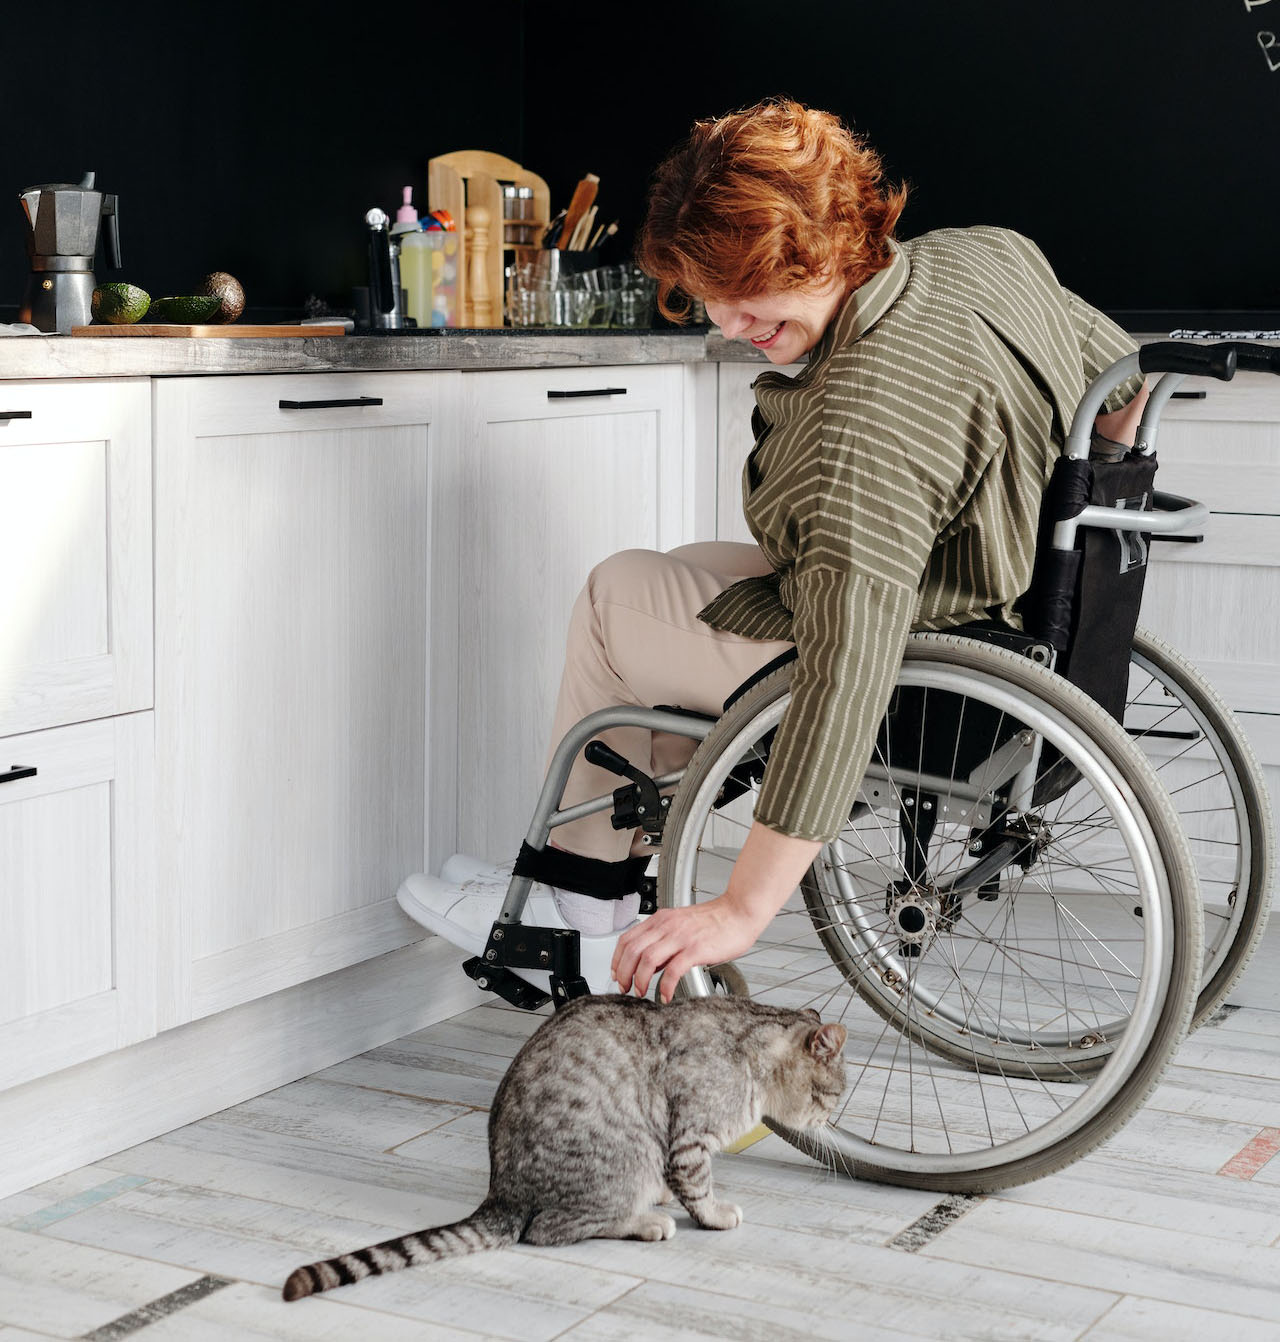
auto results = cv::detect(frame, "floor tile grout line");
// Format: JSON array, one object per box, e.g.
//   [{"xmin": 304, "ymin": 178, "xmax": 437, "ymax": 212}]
[
  {"xmin": 909, "ymin": 1225, "xmax": 1280, "ymax": 1317},
  {"xmin": 913, "ymin": 1189, "xmax": 1280, "ymax": 1254},
  {"xmin": 1077, "ymin": 1289, "xmax": 1280, "ymax": 1334},
  {"xmin": 75, "ymin": 1274, "xmax": 232, "ymax": 1341},
  {"xmin": 546, "ymin": 1278, "xmax": 650, "ymax": 1342},
  {"xmin": 218, "ymin": 1070, "xmax": 501, "ymax": 1110},
  {"xmin": 32, "ymin": 1169, "xmax": 489, "ymax": 1243},
  {"xmin": 518, "ymin": 1240, "xmax": 1129, "ymax": 1341},
  {"xmin": 1071, "ymin": 1293, "xmax": 1124, "ymax": 1340}
]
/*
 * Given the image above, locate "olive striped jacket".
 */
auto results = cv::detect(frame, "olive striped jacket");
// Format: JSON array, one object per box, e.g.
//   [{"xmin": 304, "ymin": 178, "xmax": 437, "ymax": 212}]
[{"xmin": 699, "ymin": 226, "xmax": 1142, "ymax": 842}]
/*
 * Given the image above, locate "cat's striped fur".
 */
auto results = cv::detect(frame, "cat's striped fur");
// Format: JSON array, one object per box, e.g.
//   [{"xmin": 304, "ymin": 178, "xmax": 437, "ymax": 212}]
[{"xmin": 282, "ymin": 994, "xmax": 846, "ymax": 1301}]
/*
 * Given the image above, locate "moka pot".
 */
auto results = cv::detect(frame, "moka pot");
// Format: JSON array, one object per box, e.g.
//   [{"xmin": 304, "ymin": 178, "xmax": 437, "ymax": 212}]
[{"xmin": 19, "ymin": 172, "xmax": 122, "ymax": 333}]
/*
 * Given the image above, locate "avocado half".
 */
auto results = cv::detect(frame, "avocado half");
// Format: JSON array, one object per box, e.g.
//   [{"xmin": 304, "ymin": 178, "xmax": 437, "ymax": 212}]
[
  {"xmin": 149, "ymin": 295, "xmax": 223, "ymax": 323},
  {"xmin": 91, "ymin": 283, "xmax": 151, "ymax": 324}
]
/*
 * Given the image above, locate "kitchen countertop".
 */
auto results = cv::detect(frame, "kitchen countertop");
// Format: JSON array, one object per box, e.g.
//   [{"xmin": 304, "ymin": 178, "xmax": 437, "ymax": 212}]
[
  {"xmin": 0, "ymin": 327, "xmax": 763, "ymax": 379},
  {"xmin": 6, "ymin": 326, "xmax": 1240, "ymax": 382}
]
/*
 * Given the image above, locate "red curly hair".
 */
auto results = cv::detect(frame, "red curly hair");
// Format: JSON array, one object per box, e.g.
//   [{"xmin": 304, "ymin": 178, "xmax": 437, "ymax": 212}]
[{"xmin": 636, "ymin": 98, "xmax": 908, "ymax": 323}]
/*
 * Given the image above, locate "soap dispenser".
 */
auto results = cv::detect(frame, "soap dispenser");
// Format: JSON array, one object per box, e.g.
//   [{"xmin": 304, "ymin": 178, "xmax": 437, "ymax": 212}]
[{"xmin": 394, "ymin": 186, "xmax": 432, "ymax": 329}]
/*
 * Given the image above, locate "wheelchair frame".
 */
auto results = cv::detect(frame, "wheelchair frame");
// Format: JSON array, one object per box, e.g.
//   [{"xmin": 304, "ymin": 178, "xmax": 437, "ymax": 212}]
[{"xmin": 478, "ymin": 341, "xmax": 1273, "ymax": 995}]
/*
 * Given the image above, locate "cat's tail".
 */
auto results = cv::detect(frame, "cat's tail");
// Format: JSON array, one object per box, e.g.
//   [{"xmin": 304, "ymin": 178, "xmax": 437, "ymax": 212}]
[{"xmin": 281, "ymin": 1197, "xmax": 526, "ymax": 1302}]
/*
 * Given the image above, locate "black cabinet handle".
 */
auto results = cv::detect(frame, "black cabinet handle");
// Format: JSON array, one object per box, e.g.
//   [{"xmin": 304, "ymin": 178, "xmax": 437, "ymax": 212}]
[
  {"xmin": 0, "ymin": 410, "xmax": 33, "ymax": 421},
  {"xmin": 278, "ymin": 397, "xmax": 384, "ymax": 410},
  {"xmin": 1, "ymin": 765, "xmax": 37, "ymax": 785},
  {"xmin": 546, "ymin": 388, "xmax": 627, "ymax": 400},
  {"xmin": 1171, "ymin": 390, "xmax": 1208, "ymax": 400}
]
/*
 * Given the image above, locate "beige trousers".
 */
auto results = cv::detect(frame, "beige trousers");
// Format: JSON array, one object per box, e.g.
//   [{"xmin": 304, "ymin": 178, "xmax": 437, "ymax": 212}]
[{"xmin": 544, "ymin": 542, "xmax": 794, "ymax": 862}]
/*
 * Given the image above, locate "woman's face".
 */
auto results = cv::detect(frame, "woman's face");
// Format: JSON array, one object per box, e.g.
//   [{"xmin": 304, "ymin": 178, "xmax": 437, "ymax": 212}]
[{"xmin": 703, "ymin": 272, "xmax": 850, "ymax": 365}]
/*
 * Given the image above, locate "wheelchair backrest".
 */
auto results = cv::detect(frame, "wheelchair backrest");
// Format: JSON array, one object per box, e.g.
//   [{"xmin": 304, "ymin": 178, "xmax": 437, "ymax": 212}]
[{"xmin": 1019, "ymin": 451, "xmax": 1158, "ymax": 723}]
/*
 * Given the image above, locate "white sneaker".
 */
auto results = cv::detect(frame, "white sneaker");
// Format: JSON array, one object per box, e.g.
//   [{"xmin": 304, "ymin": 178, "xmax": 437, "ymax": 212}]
[{"xmin": 397, "ymin": 856, "xmax": 647, "ymax": 997}]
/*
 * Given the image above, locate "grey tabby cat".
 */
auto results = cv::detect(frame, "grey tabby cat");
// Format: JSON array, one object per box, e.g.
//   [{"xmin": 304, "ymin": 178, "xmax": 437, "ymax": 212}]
[{"xmin": 283, "ymin": 994, "xmax": 847, "ymax": 1301}]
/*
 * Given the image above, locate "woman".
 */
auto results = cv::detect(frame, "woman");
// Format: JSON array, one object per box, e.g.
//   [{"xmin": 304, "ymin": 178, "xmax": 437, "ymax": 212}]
[{"xmin": 403, "ymin": 98, "xmax": 1147, "ymax": 1001}]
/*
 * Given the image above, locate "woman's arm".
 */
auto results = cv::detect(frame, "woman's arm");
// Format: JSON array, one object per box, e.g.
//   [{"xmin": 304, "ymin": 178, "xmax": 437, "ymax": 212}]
[
  {"xmin": 612, "ymin": 821, "xmax": 821, "ymax": 1001},
  {"xmin": 1094, "ymin": 379, "xmax": 1150, "ymax": 446}
]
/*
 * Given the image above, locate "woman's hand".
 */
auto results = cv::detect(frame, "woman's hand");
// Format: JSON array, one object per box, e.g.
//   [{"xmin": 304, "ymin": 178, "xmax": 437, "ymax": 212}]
[
  {"xmin": 611, "ymin": 821, "xmax": 823, "ymax": 1003},
  {"xmin": 611, "ymin": 896, "xmax": 768, "ymax": 1003}
]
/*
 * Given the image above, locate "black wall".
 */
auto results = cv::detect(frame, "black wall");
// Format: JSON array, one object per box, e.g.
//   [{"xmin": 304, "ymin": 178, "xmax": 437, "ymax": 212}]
[
  {"xmin": 2, "ymin": 0, "xmax": 527, "ymax": 321},
  {"xmin": 5, "ymin": 1, "xmax": 1278, "ymax": 329}
]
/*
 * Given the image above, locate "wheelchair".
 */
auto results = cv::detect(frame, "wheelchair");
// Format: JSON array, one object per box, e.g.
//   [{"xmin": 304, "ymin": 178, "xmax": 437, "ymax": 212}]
[{"xmin": 455, "ymin": 340, "xmax": 1277, "ymax": 1194}]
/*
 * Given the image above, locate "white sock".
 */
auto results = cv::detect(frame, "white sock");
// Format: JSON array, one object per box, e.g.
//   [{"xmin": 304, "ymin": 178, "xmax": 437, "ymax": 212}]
[
  {"xmin": 553, "ymin": 888, "xmax": 617, "ymax": 936},
  {"xmin": 613, "ymin": 893, "xmax": 641, "ymax": 931}
]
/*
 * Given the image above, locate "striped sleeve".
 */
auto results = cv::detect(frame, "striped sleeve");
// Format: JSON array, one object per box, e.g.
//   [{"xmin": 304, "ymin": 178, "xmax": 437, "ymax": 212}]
[
  {"xmin": 754, "ymin": 566, "xmax": 915, "ymax": 840},
  {"xmin": 1065, "ymin": 289, "xmax": 1143, "ymax": 413},
  {"xmin": 753, "ymin": 416, "xmax": 948, "ymax": 841}
]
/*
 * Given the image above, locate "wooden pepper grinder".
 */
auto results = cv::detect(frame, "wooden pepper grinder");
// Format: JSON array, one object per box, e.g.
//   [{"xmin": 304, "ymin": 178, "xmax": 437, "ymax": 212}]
[{"xmin": 467, "ymin": 206, "xmax": 492, "ymax": 327}]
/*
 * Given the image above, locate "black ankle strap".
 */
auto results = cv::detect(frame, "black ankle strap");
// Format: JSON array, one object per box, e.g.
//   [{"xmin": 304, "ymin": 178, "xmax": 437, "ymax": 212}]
[{"xmin": 514, "ymin": 841, "xmax": 650, "ymax": 900}]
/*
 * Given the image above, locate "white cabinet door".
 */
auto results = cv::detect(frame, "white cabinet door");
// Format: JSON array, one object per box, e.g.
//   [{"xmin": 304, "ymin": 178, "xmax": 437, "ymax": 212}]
[
  {"xmin": 0, "ymin": 712, "xmax": 155, "ymax": 1089},
  {"xmin": 0, "ymin": 380, "xmax": 152, "ymax": 737},
  {"xmin": 1140, "ymin": 373, "xmax": 1280, "ymax": 824},
  {"xmin": 441, "ymin": 364, "xmax": 692, "ymax": 862},
  {"xmin": 715, "ymin": 361, "xmax": 803, "ymax": 542},
  {"xmin": 153, "ymin": 372, "xmax": 455, "ymax": 1025}
]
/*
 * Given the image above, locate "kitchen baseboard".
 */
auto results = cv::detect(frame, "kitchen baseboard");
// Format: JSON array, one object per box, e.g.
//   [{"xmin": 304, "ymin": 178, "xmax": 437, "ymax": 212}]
[{"xmin": 0, "ymin": 936, "xmax": 486, "ymax": 1200}]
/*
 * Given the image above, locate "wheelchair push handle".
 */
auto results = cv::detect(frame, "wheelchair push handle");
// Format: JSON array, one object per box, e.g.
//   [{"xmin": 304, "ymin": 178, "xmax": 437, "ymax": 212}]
[
  {"xmin": 1138, "ymin": 340, "xmax": 1280, "ymax": 381},
  {"xmin": 1069, "ymin": 340, "xmax": 1280, "ymax": 459}
]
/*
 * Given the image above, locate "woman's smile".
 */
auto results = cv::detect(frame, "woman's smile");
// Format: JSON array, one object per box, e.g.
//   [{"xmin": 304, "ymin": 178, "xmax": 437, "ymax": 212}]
[{"xmin": 705, "ymin": 274, "xmax": 849, "ymax": 364}]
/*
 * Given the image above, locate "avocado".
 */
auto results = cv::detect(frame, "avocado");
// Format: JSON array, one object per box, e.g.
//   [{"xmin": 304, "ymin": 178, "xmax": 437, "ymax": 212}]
[
  {"xmin": 197, "ymin": 271, "xmax": 246, "ymax": 323},
  {"xmin": 149, "ymin": 295, "xmax": 222, "ymax": 323},
  {"xmin": 91, "ymin": 282, "xmax": 150, "ymax": 324}
]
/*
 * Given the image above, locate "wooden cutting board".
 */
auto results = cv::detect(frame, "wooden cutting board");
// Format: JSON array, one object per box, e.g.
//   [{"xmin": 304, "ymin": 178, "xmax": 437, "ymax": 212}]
[{"xmin": 71, "ymin": 324, "xmax": 347, "ymax": 338}]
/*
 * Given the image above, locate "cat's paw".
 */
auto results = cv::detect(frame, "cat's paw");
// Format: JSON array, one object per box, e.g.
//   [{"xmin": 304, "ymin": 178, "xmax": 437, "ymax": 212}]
[
  {"xmin": 700, "ymin": 1201, "xmax": 743, "ymax": 1230},
  {"xmin": 633, "ymin": 1211, "xmax": 677, "ymax": 1241}
]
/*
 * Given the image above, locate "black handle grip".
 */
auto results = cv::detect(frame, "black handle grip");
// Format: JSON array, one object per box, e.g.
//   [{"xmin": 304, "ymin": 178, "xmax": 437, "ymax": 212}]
[
  {"xmin": 101, "ymin": 194, "xmax": 122, "ymax": 270},
  {"xmin": 584, "ymin": 740, "xmax": 632, "ymax": 775},
  {"xmin": 0, "ymin": 410, "xmax": 33, "ymax": 421},
  {"xmin": 278, "ymin": 397, "xmax": 384, "ymax": 410},
  {"xmin": 1230, "ymin": 342, "xmax": 1280, "ymax": 375},
  {"xmin": 1139, "ymin": 342, "xmax": 1239, "ymax": 380},
  {"xmin": 1, "ymin": 765, "xmax": 37, "ymax": 785},
  {"xmin": 1140, "ymin": 340, "xmax": 1280, "ymax": 380},
  {"xmin": 546, "ymin": 388, "xmax": 628, "ymax": 399}
]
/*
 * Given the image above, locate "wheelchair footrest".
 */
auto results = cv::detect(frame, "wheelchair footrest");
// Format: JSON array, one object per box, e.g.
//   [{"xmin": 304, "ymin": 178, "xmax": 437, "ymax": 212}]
[
  {"xmin": 462, "ymin": 957, "xmax": 551, "ymax": 1011},
  {"xmin": 468, "ymin": 920, "xmax": 593, "ymax": 1012}
]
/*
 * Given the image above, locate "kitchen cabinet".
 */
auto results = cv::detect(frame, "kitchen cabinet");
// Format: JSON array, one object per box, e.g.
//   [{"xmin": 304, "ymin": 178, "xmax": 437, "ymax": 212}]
[
  {"xmin": 152, "ymin": 372, "xmax": 457, "ymax": 1025},
  {"xmin": 0, "ymin": 378, "xmax": 155, "ymax": 1091},
  {"xmin": 0, "ymin": 379, "xmax": 152, "ymax": 738},
  {"xmin": 715, "ymin": 361, "xmax": 803, "ymax": 542},
  {"xmin": 1141, "ymin": 374, "xmax": 1280, "ymax": 820},
  {"xmin": 0, "ymin": 713, "xmax": 155, "ymax": 1090},
  {"xmin": 440, "ymin": 364, "xmax": 699, "ymax": 861}
]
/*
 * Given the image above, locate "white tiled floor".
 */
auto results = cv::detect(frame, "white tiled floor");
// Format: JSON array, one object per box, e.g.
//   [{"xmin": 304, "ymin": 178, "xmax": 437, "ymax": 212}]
[{"xmin": 3, "ymin": 922, "xmax": 1278, "ymax": 1341}]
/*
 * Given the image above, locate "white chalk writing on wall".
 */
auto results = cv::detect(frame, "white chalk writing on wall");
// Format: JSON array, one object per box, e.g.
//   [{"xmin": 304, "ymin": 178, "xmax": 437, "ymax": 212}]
[{"xmin": 1244, "ymin": 0, "xmax": 1280, "ymax": 70}]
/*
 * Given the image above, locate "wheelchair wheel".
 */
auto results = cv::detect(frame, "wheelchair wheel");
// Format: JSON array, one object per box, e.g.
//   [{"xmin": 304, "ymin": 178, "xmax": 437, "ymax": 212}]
[
  {"xmin": 1127, "ymin": 629, "xmax": 1274, "ymax": 1029},
  {"xmin": 659, "ymin": 633, "xmax": 1201, "ymax": 1192}
]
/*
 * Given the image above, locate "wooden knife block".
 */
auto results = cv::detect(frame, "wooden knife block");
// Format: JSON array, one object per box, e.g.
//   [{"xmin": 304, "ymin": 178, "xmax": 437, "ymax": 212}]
[{"xmin": 428, "ymin": 151, "xmax": 550, "ymax": 328}]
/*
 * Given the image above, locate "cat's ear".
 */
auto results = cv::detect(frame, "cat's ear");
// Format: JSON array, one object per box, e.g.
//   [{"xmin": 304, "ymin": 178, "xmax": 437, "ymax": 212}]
[
  {"xmin": 806, "ymin": 1023, "xmax": 847, "ymax": 1060},
  {"xmin": 800, "ymin": 1007, "xmax": 821, "ymax": 1022}
]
